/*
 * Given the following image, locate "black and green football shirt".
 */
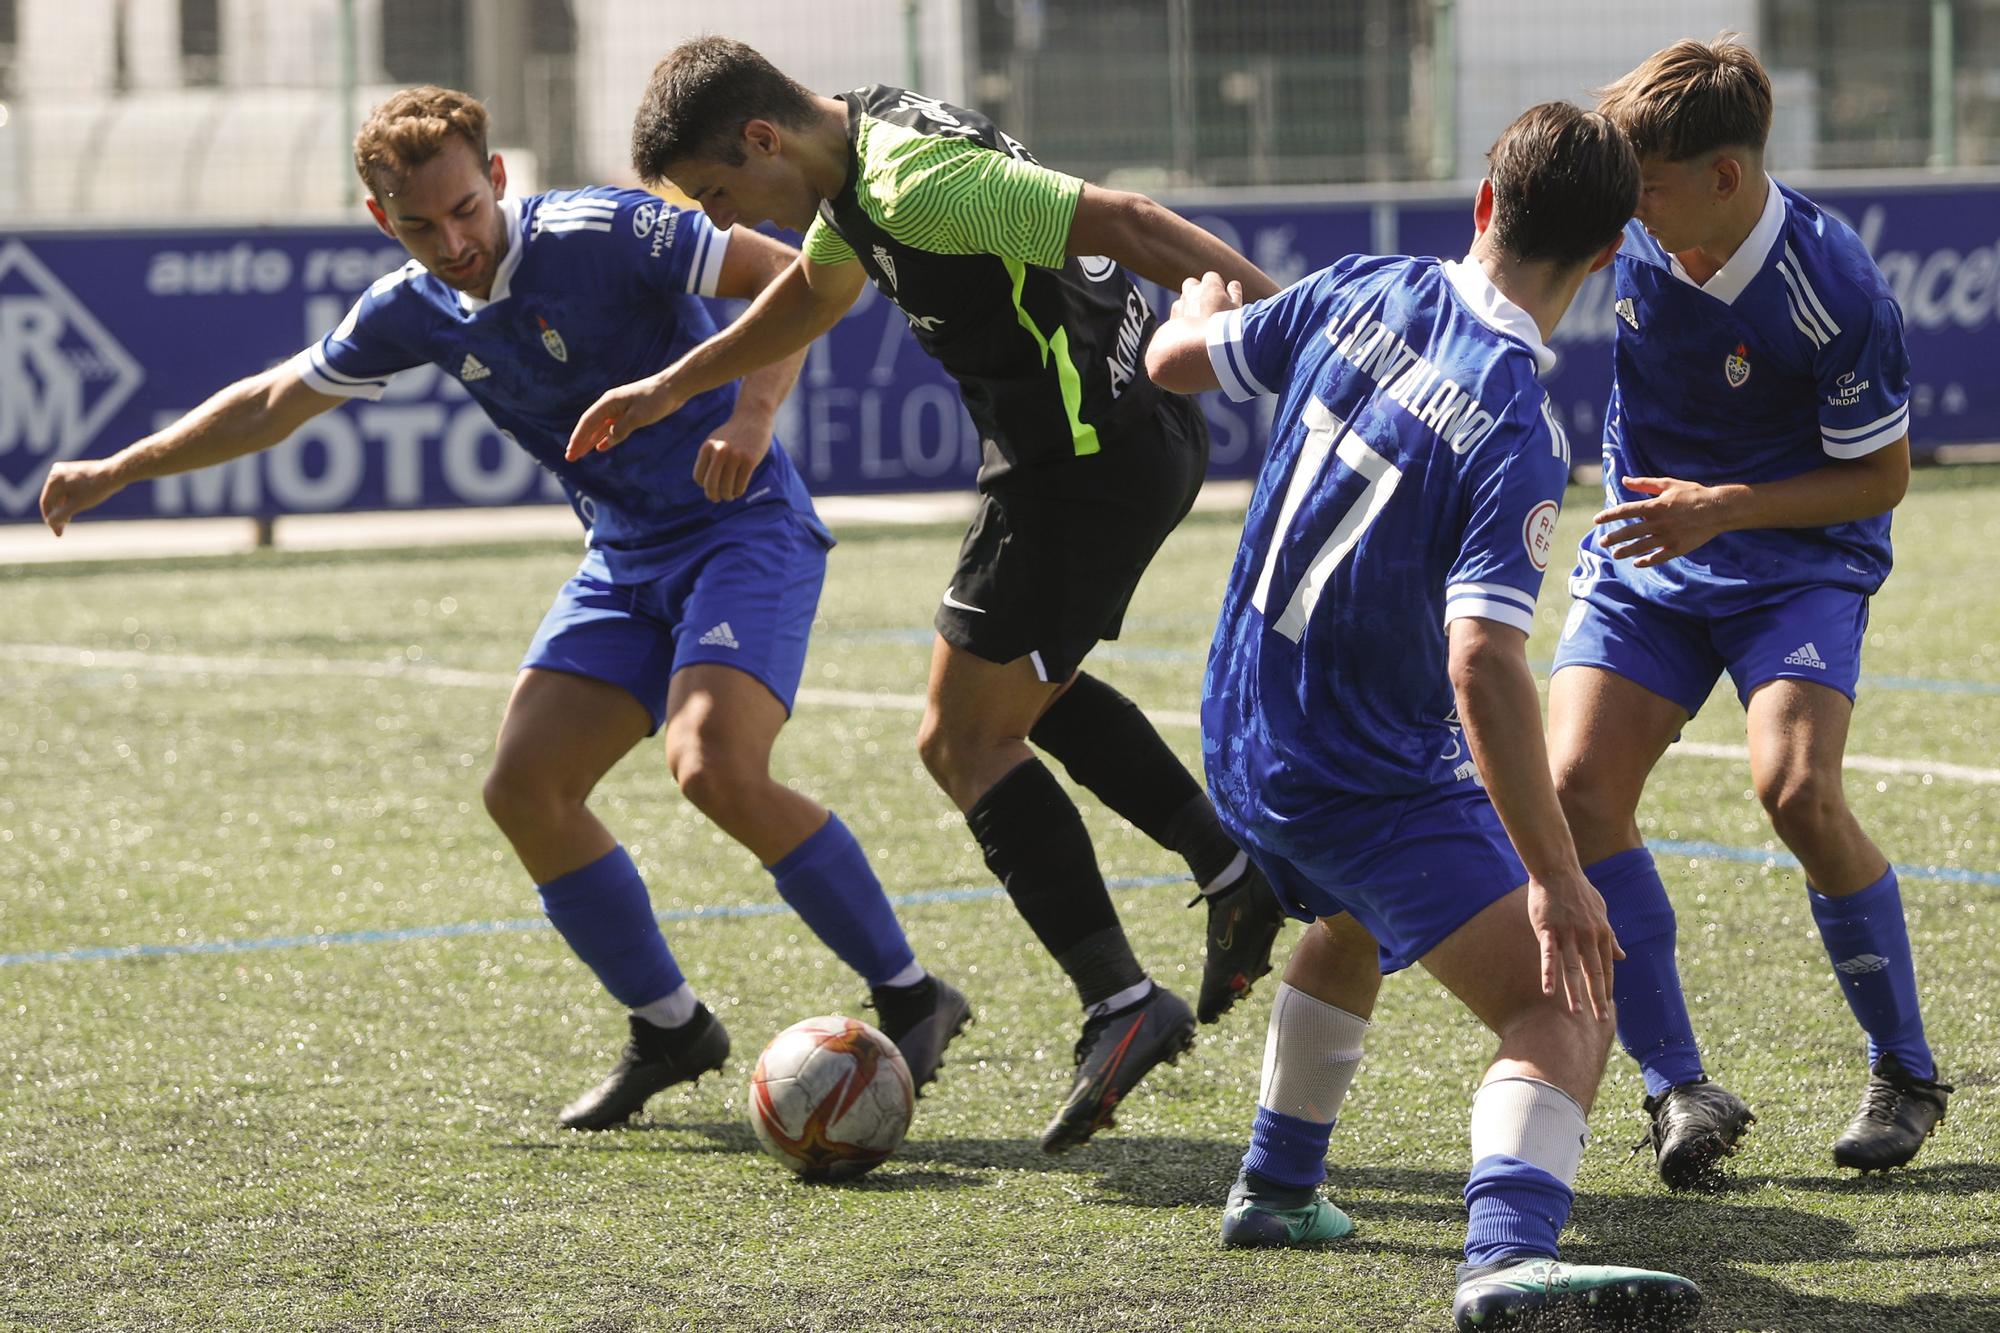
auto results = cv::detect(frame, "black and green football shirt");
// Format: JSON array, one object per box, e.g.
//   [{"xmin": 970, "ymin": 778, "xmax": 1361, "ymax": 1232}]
[{"xmin": 804, "ymin": 86, "xmax": 1171, "ymax": 486}]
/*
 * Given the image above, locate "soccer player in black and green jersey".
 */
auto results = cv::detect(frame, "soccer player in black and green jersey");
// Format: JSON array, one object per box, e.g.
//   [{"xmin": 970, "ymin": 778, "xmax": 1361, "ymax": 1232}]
[{"xmin": 568, "ymin": 36, "xmax": 1288, "ymax": 1152}]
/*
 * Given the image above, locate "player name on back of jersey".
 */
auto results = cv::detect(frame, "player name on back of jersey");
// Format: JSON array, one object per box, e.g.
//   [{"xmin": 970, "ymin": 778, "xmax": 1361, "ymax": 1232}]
[{"xmin": 1326, "ymin": 303, "xmax": 1499, "ymax": 454}]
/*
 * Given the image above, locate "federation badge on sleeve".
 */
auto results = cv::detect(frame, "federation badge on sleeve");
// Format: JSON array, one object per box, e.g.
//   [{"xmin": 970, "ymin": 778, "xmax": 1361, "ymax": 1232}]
[
  {"xmin": 538, "ymin": 316, "xmax": 569, "ymax": 363},
  {"xmin": 1724, "ymin": 342, "xmax": 1751, "ymax": 388}
]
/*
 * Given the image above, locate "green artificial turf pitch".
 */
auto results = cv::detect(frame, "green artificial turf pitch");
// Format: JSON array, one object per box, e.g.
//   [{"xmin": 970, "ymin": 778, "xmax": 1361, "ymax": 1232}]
[{"xmin": 3, "ymin": 472, "xmax": 1996, "ymax": 1330}]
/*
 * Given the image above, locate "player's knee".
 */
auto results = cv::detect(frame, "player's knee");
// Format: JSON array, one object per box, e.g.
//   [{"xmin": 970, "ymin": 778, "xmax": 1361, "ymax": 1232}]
[
  {"xmin": 1757, "ymin": 767, "xmax": 1846, "ymax": 842},
  {"xmin": 669, "ymin": 739, "xmax": 765, "ymax": 821},
  {"xmin": 481, "ymin": 762, "xmax": 569, "ymax": 837},
  {"xmin": 915, "ymin": 709, "xmax": 961, "ymax": 785},
  {"xmin": 1551, "ymin": 760, "xmax": 1627, "ymax": 843}
]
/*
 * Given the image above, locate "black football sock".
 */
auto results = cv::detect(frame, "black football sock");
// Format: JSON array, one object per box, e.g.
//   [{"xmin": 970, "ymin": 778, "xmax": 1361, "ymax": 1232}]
[
  {"xmin": 966, "ymin": 758, "xmax": 1145, "ymax": 1008},
  {"xmin": 1030, "ymin": 672, "xmax": 1243, "ymax": 887}
]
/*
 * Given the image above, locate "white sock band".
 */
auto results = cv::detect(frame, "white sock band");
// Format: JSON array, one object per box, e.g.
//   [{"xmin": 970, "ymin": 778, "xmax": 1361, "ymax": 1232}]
[
  {"xmin": 1469, "ymin": 1076, "xmax": 1589, "ymax": 1188},
  {"xmin": 1086, "ymin": 977, "xmax": 1154, "ymax": 1018},
  {"xmin": 1200, "ymin": 849, "xmax": 1250, "ymax": 896},
  {"xmin": 632, "ymin": 983, "xmax": 698, "ymax": 1030},
  {"xmin": 878, "ymin": 960, "xmax": 927, "ymax": 990},
  {"xmin": 1258, "ymin": 981, "xmax": 1371, "ymax": 1125}
]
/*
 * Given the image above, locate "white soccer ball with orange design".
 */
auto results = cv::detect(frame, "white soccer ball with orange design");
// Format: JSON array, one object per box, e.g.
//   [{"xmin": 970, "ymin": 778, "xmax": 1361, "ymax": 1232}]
[{"xmin": 747, "ymin": 1015, "xmax": 914, "ymax": 1182}]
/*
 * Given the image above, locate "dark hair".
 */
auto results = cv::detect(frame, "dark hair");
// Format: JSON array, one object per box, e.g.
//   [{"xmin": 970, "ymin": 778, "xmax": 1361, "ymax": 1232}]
[
  {"xmin": 1486, "ymin": 101, "xmax": 1640, "ymax": 266},
  {"xmin": 630, "ymin": 35, "xmax": 818, "ymax": 182},
  {"xmin": 354, "ymin": 85, "xmax": 490, "ymax": 198},
  {"xmin": 1596, "ymin": 35, "xmax": 1773, "ymax": 161}
]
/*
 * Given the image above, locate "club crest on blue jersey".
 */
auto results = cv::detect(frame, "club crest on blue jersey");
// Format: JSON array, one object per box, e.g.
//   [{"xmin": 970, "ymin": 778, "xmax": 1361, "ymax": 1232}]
[
  {"xmin": 538, "ymin": 316, "xmax": 569, "ymax": 363},
  {"xmin": 1724, "ymin": 342, "xmax": 1751, "ymax": 388}
]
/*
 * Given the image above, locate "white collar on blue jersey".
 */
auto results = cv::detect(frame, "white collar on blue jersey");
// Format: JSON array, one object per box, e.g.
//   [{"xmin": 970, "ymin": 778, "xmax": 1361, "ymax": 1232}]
[
  {"xmin": 457, "ymin": 196, "xmax": 526, "ymax": 312},
  {"xmin": 1664, "ymin": 173, "xmax": 1785, "ymax": 304},
  {"xmin": 1441, "ymin": 257, "xmax": 1558, "ymax": 378}
]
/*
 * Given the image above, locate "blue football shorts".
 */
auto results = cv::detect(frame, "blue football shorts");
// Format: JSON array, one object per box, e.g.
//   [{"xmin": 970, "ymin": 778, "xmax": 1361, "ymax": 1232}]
[
  {"xmin": 1244, "ymin": 778, "xmax": 1527, "ymax": 975},
  {"xmin": 520, "ymin": 507, "xmax": 828, "ymax": 733},
  {"xmin": 1552, "ymin": 571, "xmax": 1869, "ymax": 718}
]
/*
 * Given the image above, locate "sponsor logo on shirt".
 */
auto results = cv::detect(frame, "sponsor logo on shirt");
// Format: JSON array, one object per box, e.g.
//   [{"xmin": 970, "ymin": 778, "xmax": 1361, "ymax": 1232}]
[
  {"xmin": 1615, "ymin": 297, "xmax": 1639, "ymax": 331},
  {"xmin": 872, "ymin": 245, "xmax": 899, "ymax": 293},
  {"xmin": 1077, "ymin": 254, "xmax": 1118, "ymax": 282},
  {"xmin": 1105, "ymin": 288, "xmax": 1148, "ymax": 399},
  {"xmin": 1783, "ymin": 641, "xmax": 1828, "ymax": 669},
  {"xmin": 538, "ymin": 316, "xmax": 569, "ymax": 363},
  {"xmin": 1825, "ymin": 369, "xmax": 1873, "ymax": 408},
  {"xmin": 459, "ymin": 353, "xmax": 491, "ymax": 381},
  {"xmin": 632, "ymin": 202, "xmax": 660, "ymax": 238},
  {"xmin": 1724, "ymin": 342, "xmax": 1751, "ymax": 388},
  {"xmin": 650, "ymin": 210, "xmax": 679, "ymax": 260},
  {"xmin": 1523, "ymin": 499, "xmax": 1559, "ymax": 571}
]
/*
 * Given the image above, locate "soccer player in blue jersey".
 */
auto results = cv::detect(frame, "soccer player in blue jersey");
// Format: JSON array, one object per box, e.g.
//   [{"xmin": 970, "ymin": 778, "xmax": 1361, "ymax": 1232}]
[
  {"xmin": 1548, "ymin": 39, "xmax": 1947, "ymax": 1186},
  {"xmin": 37, "ymin": 86, "xmax": 968, "ymax": 1129},
  {"xmin": 1149, "ymin": 103, "xmax": 1701, "ymax": 1331}
]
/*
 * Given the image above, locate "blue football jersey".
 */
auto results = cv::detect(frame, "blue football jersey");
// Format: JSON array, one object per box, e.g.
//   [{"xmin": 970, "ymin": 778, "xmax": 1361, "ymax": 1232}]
[
  {"xmin": 1202, "ymin": 256, "xmax": 1571, "ymax": 853},
  {"xmin": 1579, "ymin": 179, "xmax": 1910, "ymax": 614},
  {"xmin": 290, "ymin": 187, "xmax": 828, "ymax": 579}
]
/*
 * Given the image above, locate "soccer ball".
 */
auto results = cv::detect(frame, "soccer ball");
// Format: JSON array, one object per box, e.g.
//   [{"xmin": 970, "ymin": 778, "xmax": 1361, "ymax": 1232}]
[{"xmin": 747, "ymin": 1015, "xmax": 914, "ymax": 1182}]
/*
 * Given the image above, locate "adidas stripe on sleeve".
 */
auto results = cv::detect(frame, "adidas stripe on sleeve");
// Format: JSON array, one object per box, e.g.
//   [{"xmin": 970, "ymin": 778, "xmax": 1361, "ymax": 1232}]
[
  {"xmin": 1443, "ymin": 399, "xmax": 1570, "ymax": 636},
  {"xmin": 289, "ymin": 264, "xmax": 427, "ymax": 401}
]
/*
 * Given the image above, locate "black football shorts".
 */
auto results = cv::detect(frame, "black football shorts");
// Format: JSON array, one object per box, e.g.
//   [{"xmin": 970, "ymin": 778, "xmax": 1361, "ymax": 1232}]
[{"xmin": 934, "ymin": 394, "xmax": 1208, "ymax": 682}]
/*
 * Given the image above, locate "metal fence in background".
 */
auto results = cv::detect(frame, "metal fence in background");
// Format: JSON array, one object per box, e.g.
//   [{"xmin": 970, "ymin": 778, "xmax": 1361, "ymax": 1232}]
[{"xmin": 4, "ymin": 0, "xmax": 2000, "ymax": 224}]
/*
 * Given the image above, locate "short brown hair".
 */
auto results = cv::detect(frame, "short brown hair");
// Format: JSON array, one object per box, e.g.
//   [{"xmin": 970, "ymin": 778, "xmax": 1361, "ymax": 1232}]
[
  {"xmin": 1486, "ymin": 102, "xmax": 1640, "ymax": 266},
  {"xmin": 630, "ymin": 36, "xmax": 818, "ymax": 183},
  {"xmin": 354, "ymin": 86, "xmax": 490, "ymax": 197},
  {"xmin": 1596, "ymin": 36, "xmax": 1773, "ymax": 161}
]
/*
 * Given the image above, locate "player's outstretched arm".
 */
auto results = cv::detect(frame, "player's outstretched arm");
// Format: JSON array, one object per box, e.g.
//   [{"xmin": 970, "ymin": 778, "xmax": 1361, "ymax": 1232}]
[
  {"xmin": 1595, "ymin": 438, "xmax": 1910, "ymax": 568},
  {"xmin": 567, "ymin": 253, "xmax": 864, "ymax": 462},
  {"xmin": 1144, "ymin": 273, "xmax": 1244, "ymax": 395},
  {"xmin": 692, "ymin": 227, "xmax": 815, "ymax": 502},
  {"xmin": 1067, "ymin": 184, "xmax": 1278, "ymax": 302},
  {"xmin": 1446, "ymin": 616, "xmax": 1623, "ymax": 1017},
  {"xmin": 40, "ymin": 366, "xmax": 341, "ymax": 536}
]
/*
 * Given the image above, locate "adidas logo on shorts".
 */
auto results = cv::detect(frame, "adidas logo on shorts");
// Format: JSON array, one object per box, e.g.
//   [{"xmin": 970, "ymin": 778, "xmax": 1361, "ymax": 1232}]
[
  {"xmin": 1783, "ymin": 641, "xmax": 1827, "ymax": 669},
  {"xmin": 698, "ymin": 622, "xmax": 740, "ymax": 649},
  {"xmin": 459, "ymin": 354, "xmax": 491, "ymax": 381}
]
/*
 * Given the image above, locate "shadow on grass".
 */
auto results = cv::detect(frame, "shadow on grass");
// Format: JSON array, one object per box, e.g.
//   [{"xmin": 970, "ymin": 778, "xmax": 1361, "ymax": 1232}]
[{"xmin": 1745, "ymin": 1158, "xmax": 2000, "ymax": 1198}]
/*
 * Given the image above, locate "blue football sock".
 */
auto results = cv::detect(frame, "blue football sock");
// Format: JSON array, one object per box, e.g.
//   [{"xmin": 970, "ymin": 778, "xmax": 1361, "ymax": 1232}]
[
  {"xmin": 768, "ymin": 812, "xmax": 917, "ymax": 989},
  {"xmin": 1591, "ymin": 848, "xmax": 1705, "ymax": 1096},
  {"xmin": 537, "ymin": 845, "xmax": 684, "ymax": 1008},
  {"xmin": 1809, "ymin": 867, "xmax": 1934, "ymax": 1080},
  {"xmin": 1465, "ymin": 1154, "xmax": 1572, "ymax": 1268},
  {"xmin": 1241, "ymin": 1106, "xmax": 1334, "ymax": 1191}
]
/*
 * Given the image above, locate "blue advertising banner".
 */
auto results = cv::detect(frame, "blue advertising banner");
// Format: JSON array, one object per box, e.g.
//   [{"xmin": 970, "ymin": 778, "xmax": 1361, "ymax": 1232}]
[{"xmin": 3, "ymin": 180, "xmax": 1996, "ymax": 523}]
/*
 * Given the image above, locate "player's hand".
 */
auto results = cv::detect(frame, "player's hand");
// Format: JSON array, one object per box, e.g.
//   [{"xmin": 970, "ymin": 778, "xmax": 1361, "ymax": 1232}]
[
  {"xmin": 1170, "ymin": 272, "xmax": 1245, "ymax": 324},
  {"xmin": 566, "ymin": 373, "xmax": 688, "ymax": 462},
  {"xmin": 1526, "ymin": 869, "xmax": 1623, "ymax": 1020},
  {"xmin": 40, "ymin": 459, "xmax": 125, "ymax": 537},
  {"xmin": 1593, "ymin": 475, "xmax": 1733, "ymax": 567},
  {"xmin": 693, "ymin": 414, "xmax": 774, "ymax": 502}
]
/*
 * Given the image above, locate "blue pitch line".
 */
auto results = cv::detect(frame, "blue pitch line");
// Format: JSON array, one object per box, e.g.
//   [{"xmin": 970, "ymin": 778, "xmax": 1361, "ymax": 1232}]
[
  {"xmin": 0, "ymin": 875, "xmax": 1181, "ymax": 969},
  {"xmin": 5, "ymin": 846, "xmax": 1996, "ymax": 971}
]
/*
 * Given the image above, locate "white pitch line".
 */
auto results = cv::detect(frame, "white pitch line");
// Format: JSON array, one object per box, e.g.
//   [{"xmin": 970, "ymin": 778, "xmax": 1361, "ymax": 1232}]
[{"xmin": 10, "ymin": 643, "xmax": 1999, "ymax": 786}]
